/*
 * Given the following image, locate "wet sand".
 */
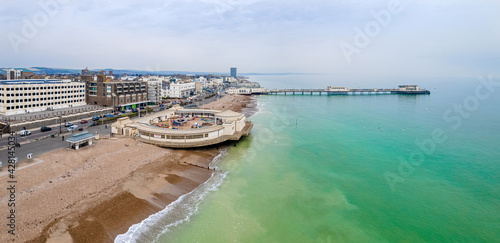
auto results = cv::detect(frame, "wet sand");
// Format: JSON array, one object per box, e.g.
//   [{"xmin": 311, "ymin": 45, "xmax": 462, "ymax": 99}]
[{"xmin": 0, "ymin": 94, "xmax": 255, "ymax": 243}]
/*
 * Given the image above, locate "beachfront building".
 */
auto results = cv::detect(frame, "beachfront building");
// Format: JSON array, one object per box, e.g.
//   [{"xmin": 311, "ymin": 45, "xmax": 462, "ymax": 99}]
[
  {"xmin": 227, "ymin": 81, "xmax": 264, "ymax": 94},
  {"xmin": 112, "ymin": 105, "xmax": 253, "ymax": 148},
  {"xmin": 167, "ymin": 81, "xmax": 195, "ymax": 98},
  {"xmin": 66, "ymin": 131, "xmax": 96, "ymax": 150},
  {"xmin": 0, "ymin": 79, "xmax": 86, "ymax": 115},
  {"xmin": 227, "ymin": 87, "xmax": 251, "ymax": 94},
  {"xmin": 143, "ymin": 77, "xmax": 163, "ymax": 104},
  {"xmin": 82, "ymin": 71, "xmax": 148, "ymax": 111}
]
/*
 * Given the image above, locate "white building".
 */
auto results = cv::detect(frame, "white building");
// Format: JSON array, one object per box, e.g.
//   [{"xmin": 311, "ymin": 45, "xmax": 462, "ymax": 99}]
[
  {"xmin": 6, "ymin": 69, "xmax": 23, "ymax": 80},
  {"xmin": 250, "ymin": 87, "xmax": 267, "ymax": 94},
  {"xmin": 210, "ymin": 78, "xmax": 223, "ymax": 86},
  {"xmin": 226, "ymin": 87, "xmax": 251, "ymax": 94},
  {"xmin": 0, "ymin": 79, "xmax": 86, "ymax": 115},
  {"xmin": 223, "ymin": 76, "xmax": 235, "ymax": 83},
  {"xmin": 146, "ymin": 80, "xmax": 163, "ymax": 104},
  {"xmin": 161, "ymin": 85, "xmax": 169, "ymax": 98},
  {"xmin": 112, "ymin": 106, "xmax": 252, "ymax": 148},
  {"xmin": 194, "ymin": 76, "xmax": 208, "ymax": 87},
  {"xmin": 398, "ymin": 85, "xmax": 421, "ymax": 91},
  {"xmin": 326, "ymin": 86, "xmax": 349, "ymax": 91},
  {"xmin": 167, "ymin": 82, "xmax": 196, "ymax": 98},
  {"xmin": 120, "ymin": 75, "xmax": 138, "ymax": 81},
  {"xmin": 143, "ymin": 76, "xmax": 164, "ymax": 104}
]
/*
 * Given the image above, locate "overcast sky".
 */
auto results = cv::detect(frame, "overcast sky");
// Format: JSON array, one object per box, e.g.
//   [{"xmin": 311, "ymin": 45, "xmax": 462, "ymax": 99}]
[{"xmin": 1, "ymin": 0, "xmax": 499, "ymax": 78}]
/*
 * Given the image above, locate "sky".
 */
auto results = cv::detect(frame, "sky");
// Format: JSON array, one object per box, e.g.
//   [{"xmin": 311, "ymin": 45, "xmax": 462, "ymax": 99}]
[{"xmin": 0, "ymin": 0, "xmax": 499, "ymax": 79}]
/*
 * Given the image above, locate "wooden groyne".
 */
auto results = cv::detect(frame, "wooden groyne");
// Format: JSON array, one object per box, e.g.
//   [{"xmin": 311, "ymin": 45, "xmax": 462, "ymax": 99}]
[{"xmin": 183, "ymin": 161, "xmax": 223, "ymax": 172}]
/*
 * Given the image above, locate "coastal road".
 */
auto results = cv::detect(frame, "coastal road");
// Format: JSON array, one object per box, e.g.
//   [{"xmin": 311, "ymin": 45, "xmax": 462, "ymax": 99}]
[
  {"xmin": 0, "ymin": 124, "xmax": 111, "ymax": 170},
  {"xmin": 0, "ymin": 116, "xmax": 102, "ymax": 147}
]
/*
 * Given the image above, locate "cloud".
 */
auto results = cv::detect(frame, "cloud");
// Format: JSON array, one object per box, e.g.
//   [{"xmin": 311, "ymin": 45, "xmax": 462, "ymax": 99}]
[{"xmin": 0, "ymin": 0, "xmax": 499, "ymax": 78}]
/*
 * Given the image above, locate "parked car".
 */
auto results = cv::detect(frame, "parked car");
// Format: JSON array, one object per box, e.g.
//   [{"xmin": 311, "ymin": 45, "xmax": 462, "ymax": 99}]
[
  {"xmin": 78, "ymin": 127, "xmax": 84, "ymax": 131},
  {"xmin": 40, "ymin": 127, "xmax": 52, "ymax": 132},
  {"xmin": 67, "ymin": 125, "xmax": 79, "ymax": 131},
  {"xmin": 132, "ymin": 108, "xmax": 138, "ymax": 113},
  {"xmin": 65, "ymin": 122, "xmax": 73, "ymax": 127},
  {"xmin": 125, "ymin": 109, "xmax": 132, "ymax": 113},
  {"xmin": 107, "ymin": 114, "xmax": 114, "ymax": 118},
  {"xmin": 80, "ymin": 120, "xmax": 88, "ymax": 124},
  {"xmin": 114, "ymin": 111, "xmax": 120, "ymax": 115},
  {"xmin": 92, "ymin": 116, "xmax": 100, "ymax": 121},
  {"xmin": 19, "ymin": 130, "xmax": 31, "ymax": 136}
]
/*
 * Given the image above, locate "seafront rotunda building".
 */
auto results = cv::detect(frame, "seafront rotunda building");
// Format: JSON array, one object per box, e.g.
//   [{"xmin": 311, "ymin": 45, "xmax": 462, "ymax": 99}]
[{"xmin": 112, "ymin": 105, "xmax": 252, "ymax": 148}]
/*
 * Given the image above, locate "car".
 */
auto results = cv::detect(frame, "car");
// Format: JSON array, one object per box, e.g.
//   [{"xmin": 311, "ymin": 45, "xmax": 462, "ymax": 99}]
[
  {"xmin": 124, "ymin": 109, "xmax": 132, "ymax": 113},
  {"xmin": 67, "ymin": 125, "xmax": 79, "ymax": 131},
  {"xmin": 107, "ymin": 114, "xmax": 114, "ymax": 118},
  {"xmin": 132, "ymin": 108, "xmax": 138, "ymax": 113},
  {"xmin": 80, "ymin": 120, "xmax": 88, "ymax": 124},
  {"xmin": 19, "ymin": 130, "xmax": 31, "ymax": 136},
  {"xmin": 78, "ymin": 127, "xmax": 84, "ymax": 131},
  {"xmin": 40, "ymin": 127, "xmax": 52, "ymax": 132},
  {"xmin": 114, "ymin": 111, "xmax": 120, "ymax": 115},
  {"xmin": 92, "ymin": 116, "xmax": 100, "ymax": 121},
  {"xmin": 65, "ymin": 122, "xmax": 73, "ymax": 127}
]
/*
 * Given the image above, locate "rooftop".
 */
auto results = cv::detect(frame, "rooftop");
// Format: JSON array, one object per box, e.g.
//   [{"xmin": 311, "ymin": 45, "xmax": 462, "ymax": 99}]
[
  {"xmin": 66, "ymin": 132, "xmax": 96, "ymax": 143},
  {"xmin": 0, "ymin": 79, "xmax": 77, "ymax": 85}
]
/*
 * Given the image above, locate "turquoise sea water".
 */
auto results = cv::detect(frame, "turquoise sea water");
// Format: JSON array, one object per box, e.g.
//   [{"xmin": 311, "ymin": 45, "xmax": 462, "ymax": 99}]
[{"xmin": 117, "ymin": 76, "xmax": 500, "ymax": 242}]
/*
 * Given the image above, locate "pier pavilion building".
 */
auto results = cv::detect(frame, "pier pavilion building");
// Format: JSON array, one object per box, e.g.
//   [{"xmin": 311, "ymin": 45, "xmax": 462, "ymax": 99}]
[{"xmin": 112, "ymin": 106, "xmax": 252, "ymax": 148}]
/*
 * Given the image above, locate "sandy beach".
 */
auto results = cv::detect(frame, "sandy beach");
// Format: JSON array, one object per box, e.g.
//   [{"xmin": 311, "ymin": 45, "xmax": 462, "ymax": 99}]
[{"xmin": 0, "ymin": 94, "xmax": 254, "ymax": 243}]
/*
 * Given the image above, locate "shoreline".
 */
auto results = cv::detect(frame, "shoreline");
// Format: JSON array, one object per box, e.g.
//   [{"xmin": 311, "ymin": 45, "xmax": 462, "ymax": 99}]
[{"xmin": 0, "ymin": 94, "xmax": 256, "ymax": 243}]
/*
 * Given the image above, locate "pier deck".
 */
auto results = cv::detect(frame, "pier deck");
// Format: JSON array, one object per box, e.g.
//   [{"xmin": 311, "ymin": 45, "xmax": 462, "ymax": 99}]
[{"xmin": 261, "ymin": 88, "xmax": 430, "ymax": 95}]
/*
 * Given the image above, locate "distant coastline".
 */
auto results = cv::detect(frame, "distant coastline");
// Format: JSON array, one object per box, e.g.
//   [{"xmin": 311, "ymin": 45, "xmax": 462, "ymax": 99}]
[{"xmin": 0, "ymin": 66, "xmax": 316, "ymax": 77}]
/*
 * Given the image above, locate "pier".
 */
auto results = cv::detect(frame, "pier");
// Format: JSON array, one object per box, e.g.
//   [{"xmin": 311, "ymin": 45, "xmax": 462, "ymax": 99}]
[{"xmin": 259, "ymin": 85, "xmax": 430, "ymax": 95}]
